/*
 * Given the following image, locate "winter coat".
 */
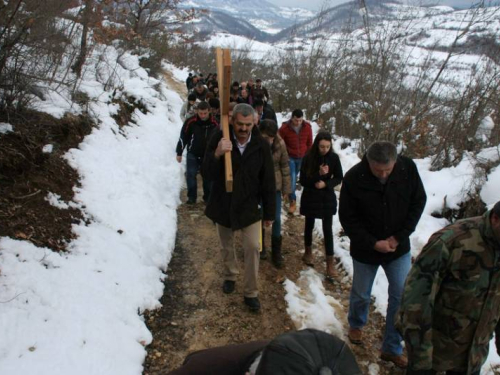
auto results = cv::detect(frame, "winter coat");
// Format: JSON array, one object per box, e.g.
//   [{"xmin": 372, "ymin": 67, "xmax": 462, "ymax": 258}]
[
  {"xmin": 191, "ymin": 87, "xmax": 208, "ymax": 101},
  {"xmin": 203, "ymin": 127, "xmax": 276, "ymax": 230},
  {"xmin": 179, "ymin": 101, "xmax": 196, "ymax": 122},
  {"xmin": 237, "ymin": 95, "xmax": 253, "ymax": 106},
  {"xmin": 339, "ymin": 155, "xmax": 426, "ymax": 265},
  {"xmin": 175, "ymin": 115, "xmax": 219, "ymax": 158},
  {"xmin": 397, "ymin": 211, "xmax": 500, "ymax": 375},
  {"xmin": 272, "ymin": 135, "xmax": 291, "ymax": 194},
  {"xmin": 278, "ymin": 120, "xmax": 313, "ymax": 159},
  {"xmin": 299, "ymin": 152, "xmax": 343, "ymax": 218},
  {"xmin": 258, "ymin": 104, "xmax": 278, "ymax": 124},
  {"xmin": 167, "ymin": 340, "xmax": 268, "ymax": 375},
  {"xmin": 251, "ymin": 86, "xmax": 270, "ymax": 102}
]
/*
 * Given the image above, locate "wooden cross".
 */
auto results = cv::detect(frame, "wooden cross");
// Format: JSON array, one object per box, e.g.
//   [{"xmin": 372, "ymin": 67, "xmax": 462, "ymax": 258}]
[{"xmin": 215, "ymin": 47, "xmax": 233, "ymax": 193}]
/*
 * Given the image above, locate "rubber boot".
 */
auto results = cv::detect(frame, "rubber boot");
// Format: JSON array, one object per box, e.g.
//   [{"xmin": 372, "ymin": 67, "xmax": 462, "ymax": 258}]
[
  {"xmin": 326, "ymin": 255, "xmax": 339, "ymax": 281},
  {"xmin": 260, "ymin": 226, "xmax": 267, "ymax": 260},
  {"xmin": 271, "ymin": 236, "xmax": 283, "ymax": 269},
  {"xmin": 302, "ymin": 246, "xmax": 314, "ymax": 266}
]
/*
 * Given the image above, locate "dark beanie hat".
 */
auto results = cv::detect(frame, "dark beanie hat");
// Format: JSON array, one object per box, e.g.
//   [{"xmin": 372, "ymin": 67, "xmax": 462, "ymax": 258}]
[{"xmin": 256, "ymin": 329, "xmax": 362, "ymax": 375}]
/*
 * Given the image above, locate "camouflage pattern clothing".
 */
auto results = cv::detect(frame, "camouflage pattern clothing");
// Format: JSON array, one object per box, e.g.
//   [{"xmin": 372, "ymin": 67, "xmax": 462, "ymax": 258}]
[{"xmin": 397, "ymin": 210, "xmax": 500, "ymax": 374}]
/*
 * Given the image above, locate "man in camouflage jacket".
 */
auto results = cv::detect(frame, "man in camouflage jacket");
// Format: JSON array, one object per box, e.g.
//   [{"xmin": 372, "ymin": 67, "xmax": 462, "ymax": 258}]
[{"xmin": 397, "ymin": 201, "xmax": 500, "ymax": 375}]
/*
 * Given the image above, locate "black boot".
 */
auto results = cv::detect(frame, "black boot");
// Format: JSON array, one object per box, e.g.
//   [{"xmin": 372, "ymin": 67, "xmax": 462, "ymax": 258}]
[
  {"xmin": 271, "ymin": 236, "xmax": 283, "ymax": 268},
  {"xmin": 260, "ymin": 226, "xmax": 268, "ymax": 260}
]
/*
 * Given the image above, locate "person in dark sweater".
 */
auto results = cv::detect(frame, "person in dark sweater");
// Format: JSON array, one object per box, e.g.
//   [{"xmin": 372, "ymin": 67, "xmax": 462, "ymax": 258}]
[
  {"xmin": 176, "ymin": 101, "xmax": 219, "ymax": 204},
  {"xmin": 339, "ymin": 141, "xmax": 426, "ymax": 369},
  {"xmin": 299, "ymin": 131, "xmax": 343, "ymax": 280}
]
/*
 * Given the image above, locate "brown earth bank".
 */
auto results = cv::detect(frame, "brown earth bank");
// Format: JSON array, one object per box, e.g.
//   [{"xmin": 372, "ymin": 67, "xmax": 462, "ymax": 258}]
[
  {"xmin": 0, "ymin": 109, "xmax": 93, "ymax": 251},
  {"xmin": 143, "ymin": 182, "xmax": 405, "ymax": 375}
]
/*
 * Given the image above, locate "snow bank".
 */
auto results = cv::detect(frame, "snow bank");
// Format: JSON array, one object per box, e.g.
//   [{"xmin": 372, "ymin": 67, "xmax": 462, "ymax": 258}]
[{"xmin": 0, "ymin": 46, "xmax": 185, "ymax": 375}]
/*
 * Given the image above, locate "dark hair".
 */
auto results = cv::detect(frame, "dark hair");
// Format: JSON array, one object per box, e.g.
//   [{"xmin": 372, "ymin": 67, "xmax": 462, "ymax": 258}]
[
  {"xmin": 232, "ymin": 81, "xmax": 239, "ymax": 87},
  {"xmin": 197, "ymin": 101, "xmax": 210, "ymax": 111},
  {"xmin": 259, "ymin": 120, "xmax": 278, "ymax": 151},
  {"xmin": 259, "ymin": 120, "xmax": 277, "ymax": 137},
  {"xmin": 366, "ymin": 141, "xmax": 397, "ymax": 164},
  {"xmin": 253, "ymin": 99, "xmax": 264, "ymax": 108},
  {"xmin": 493, "ymin": 201, "xmax": 500, "ymax": 217},
  {"xmin": 187, "ymin": 93, "xmax": 196, "ymax": 101},
  {"xmin": 292, "ymin": 109, "xmax": 304, "ymax": 118},
  {"xmin": 256, "ymin": 78, "xmax": 262, "ymax": 83},
  {"xmin": 303, "ymin": 131, "xmax": 333, "ymax": 178},
  {"xmin": 208, "ymin": 98, "xmax": 220, "ymax": 109}
]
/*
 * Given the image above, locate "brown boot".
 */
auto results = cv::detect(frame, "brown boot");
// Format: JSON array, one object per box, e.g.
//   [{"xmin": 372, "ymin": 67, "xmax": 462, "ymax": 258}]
[
  {"xmin": 302, "ymin": 246, "xmax": 314, "ymax": 266},
  {"xmin": 326, "ymin": 256, "xmax": 339, "ymax": 279},
  {"xmin": 288, "ymin": 200, "xmax": 296, "ymax": 214},
  {"xmin": 380, "ymin": 352, "xmax": 408, "ymax": 368}
]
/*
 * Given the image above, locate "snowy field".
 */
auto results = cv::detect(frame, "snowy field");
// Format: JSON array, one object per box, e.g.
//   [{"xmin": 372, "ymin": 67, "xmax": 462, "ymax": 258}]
[{"xmin": 0, "ymin": 46, "xmax": 499, "ymax": 375}]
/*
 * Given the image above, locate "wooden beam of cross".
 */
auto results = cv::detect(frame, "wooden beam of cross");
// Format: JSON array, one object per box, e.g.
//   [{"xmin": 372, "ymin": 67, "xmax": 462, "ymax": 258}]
[{"xmin": 215, "ymin": 47, "xmax": 233, "ymax": 193}]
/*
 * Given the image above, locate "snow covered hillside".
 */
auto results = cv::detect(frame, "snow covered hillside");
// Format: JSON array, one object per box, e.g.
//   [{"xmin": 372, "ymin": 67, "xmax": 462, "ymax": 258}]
[{"xmin": 0, "ymin": 45, "xmax": 185, "ymax": 375}]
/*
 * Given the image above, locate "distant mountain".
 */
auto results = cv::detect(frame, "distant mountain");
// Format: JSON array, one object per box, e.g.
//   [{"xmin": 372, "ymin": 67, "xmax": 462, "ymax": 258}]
[
  {"xmin": 180, "ymin": 0, "xmax": 316, "ymax": 40},
  {"xmin": 269, "ymin": 0, "xmax": 455, "ymax": 42}
]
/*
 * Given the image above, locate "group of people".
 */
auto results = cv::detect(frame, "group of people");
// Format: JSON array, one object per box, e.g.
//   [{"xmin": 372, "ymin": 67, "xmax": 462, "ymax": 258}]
[{"xmin": 175, "ymin": 74, "xmax": 500, "ymax": 375}]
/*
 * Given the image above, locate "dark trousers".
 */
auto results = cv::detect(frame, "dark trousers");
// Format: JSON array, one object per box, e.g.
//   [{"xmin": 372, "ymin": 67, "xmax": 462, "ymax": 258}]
[
  {"xmin": 186, "ymin": 153, "xmax": 210, "ymax": 202},
  {"xmin": 304, "ymin": 215, "xmax": 333, "ymax": 256}
]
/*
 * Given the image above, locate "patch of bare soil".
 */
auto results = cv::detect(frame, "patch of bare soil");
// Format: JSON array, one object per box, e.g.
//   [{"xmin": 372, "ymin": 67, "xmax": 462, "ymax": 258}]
[
  {"xmin": 143, "ymin": 180, "xmax": 405, "ymax": 375},
  {"xmin": 0, "ymin": 109, "xmax": 93, "ymax": 251}
]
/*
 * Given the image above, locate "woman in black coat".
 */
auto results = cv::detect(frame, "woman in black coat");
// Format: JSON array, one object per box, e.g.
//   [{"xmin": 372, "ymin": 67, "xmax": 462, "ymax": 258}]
[{"xmin": 299, "ymin": 131, "xmax": 343, "ymax": 280}]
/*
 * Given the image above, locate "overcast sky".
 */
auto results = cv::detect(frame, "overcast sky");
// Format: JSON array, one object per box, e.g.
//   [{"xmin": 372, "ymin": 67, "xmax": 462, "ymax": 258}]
[{"xmin": 267, "ymin": 0, "xmax": 482, "ymax": 11}]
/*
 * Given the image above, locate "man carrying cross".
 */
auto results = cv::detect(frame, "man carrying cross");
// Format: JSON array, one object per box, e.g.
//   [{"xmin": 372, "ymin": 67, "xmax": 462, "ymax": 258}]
[{"xmin": 203, "ymin": 103, "xmax": 276, "ymax": 312}]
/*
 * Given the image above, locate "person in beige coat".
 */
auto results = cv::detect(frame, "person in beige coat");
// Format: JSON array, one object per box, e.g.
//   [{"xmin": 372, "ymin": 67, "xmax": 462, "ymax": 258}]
[{"xmin": 258, "ymin": 119, "xmax": 291, "ymax": 268}]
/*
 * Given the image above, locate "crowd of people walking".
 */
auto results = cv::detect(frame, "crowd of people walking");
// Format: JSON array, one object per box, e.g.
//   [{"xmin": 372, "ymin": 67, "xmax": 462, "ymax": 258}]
[{"xmin": 173, "ymin": 71, "xmax": 500, "ymax": 375}]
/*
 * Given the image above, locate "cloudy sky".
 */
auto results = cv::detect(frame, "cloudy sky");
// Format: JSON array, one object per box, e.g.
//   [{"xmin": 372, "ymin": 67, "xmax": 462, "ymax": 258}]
[{"xmin": 267, "ymin": 0, "xmax": 481, "ymax": 11}]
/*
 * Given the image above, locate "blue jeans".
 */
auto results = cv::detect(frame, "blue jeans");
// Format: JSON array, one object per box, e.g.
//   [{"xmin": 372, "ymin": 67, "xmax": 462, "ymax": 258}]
[
  {"xmin": 272, "ymin": 192, "xmax": 282, "ymax": 238},
  {"xmin": 348, "ymin": 252, "xmax": 411, "ymax": 355},
  {"xmin": 186, "ymin": 153, "xmax": 210, "ymax": 202},
  {"xmin": 288, "ymin": 157, "xmax": 302, "ymax": 201}
]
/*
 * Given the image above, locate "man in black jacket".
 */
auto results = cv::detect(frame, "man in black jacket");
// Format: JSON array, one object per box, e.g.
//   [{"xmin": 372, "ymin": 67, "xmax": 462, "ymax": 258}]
[
  {"xmin": 253, "ymin": 99, "xmax": 277, "ymax": 125},
  {"xmin": 176, "ymin": 101, "xmax": 218, "ymax": 204},
  {"xmin": 203, "ymin": 103, "xmax": 276, "ymax": 312},
  {"xmin": 339, "ymin": 141, "xmax": 426, "ymax": 369}
]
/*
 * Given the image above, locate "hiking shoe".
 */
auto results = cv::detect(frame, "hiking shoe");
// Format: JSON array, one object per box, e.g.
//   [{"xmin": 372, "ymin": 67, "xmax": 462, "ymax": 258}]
[
  {"xmin": 380, "ymin": 352, "xmax": 408, "ymax": 368},
  {"xmin": 348, "ymin": 328, "xmax": 363, "ymax": 345},
  {"xmin": 288, "ymin": 200, "xmax": 296, "ymax": 214},
  {"xmin": 186, "ymin": 198, "xmax": 196, "ymax": 205},
  {"xmin": 244, "ymin": 297, "xmax": 261, "ymax": 312},
  {"xmin": 222, "ymin": 280, "xmax": 235, "ymax": 294}
]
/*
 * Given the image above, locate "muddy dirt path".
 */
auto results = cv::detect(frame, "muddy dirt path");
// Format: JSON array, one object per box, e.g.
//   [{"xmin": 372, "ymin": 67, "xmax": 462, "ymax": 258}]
[{"xmin": 142, "ymin": 72, "xmax": 405, "ymax": 375}]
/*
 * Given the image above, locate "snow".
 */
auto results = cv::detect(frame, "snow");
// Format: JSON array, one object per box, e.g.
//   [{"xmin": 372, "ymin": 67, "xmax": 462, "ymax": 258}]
[
  {"xmin": 0, "ymin": 122, "xmax": 13, "ymax": 134},
  {"xmin": 42, "ymin": 144, "xmax": 53, "ymax": 154},
  {"xmin": 284, "ymin": 268, "xmax": 345, "ymax": 339},
  {"xmin": 0, "ymin": 45, "xmax": 185, "ymax": 375}
]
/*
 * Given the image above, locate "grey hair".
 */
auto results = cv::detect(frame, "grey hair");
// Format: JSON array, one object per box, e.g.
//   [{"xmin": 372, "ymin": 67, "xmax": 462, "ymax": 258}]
[
  {"xmin": 366, "ymin": 141, "xmax": 397, "ymax": 164},
  {"xmin": 233, "ymin": 103, "xmax": 256, "ymax": 119}
]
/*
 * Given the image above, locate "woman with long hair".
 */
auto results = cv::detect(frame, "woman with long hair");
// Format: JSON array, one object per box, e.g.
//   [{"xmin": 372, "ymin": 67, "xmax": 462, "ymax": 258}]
[
  {"xmin": 259, "ymin": 120, "xmax": 291, "ymax": 268},
  {"xmin": 299, "ymin": 131, "xmax": 343, "ymax": 280}
]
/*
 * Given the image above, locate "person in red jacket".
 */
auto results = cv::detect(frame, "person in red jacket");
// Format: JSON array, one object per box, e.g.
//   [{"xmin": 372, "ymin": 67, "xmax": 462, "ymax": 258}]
[{"xmin": 278, "ymin": 109, "xmax": 313, "ymax": 214}]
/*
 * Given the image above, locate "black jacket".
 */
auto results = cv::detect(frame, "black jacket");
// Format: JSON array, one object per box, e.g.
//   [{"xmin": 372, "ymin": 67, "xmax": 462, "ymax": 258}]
[
  {"xmin": 339, "ymin": 155, "xmax": 426, "ymax": 265},
  {"xmin": 203, "ymin": 127, "xmax": 276, "ymax": 230},
  {"xmin": 176, "ymin": 115, "xmax": 219, "ymax": 158},
  {"xmin": 299, "ymin": 152, "xmax": 343, "ymax": 218}
]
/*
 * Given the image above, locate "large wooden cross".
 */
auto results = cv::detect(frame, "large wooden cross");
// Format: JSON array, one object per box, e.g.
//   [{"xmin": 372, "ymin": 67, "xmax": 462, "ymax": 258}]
[{"xmin": 215, "ymin": 48, "xmax": 233, "ymax": 193}]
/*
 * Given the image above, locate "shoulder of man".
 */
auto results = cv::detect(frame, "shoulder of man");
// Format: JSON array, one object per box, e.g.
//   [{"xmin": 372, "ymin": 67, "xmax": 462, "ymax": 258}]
[
  {"xmin": 431, "ymin": 216, "xmax": 483, "ymax": 246},
  {"xmin": 183, "ymin": 116, "xmax": 198, "ymax": 132}
]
